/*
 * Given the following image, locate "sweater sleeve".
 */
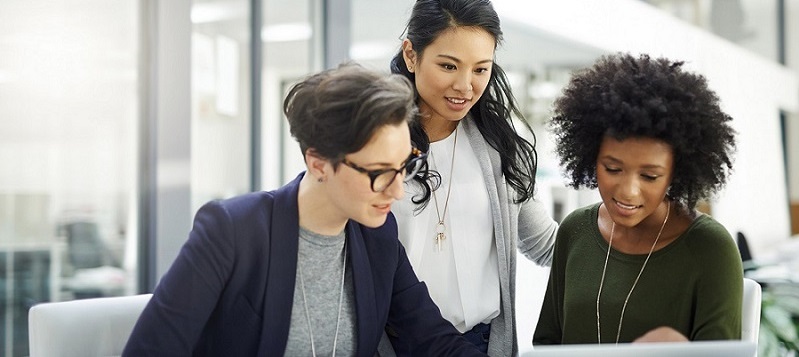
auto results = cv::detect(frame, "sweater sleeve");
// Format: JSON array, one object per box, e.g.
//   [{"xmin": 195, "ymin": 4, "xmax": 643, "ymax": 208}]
[
  {"xmin": 531, "ymin": 252, "xmax": 564, "ymax": 345},
  {"xmin": 532, "ymin": 208, "xmax": 584, "ymax": 344},
  {"xmin": 517, "ymin": 197, "xmax": 558, "ymax": 266},
  {"xmin": 688, "ymin": 218, "xmax": 743, "ymax": 340},
  {"xmin": 123, "ymin": 200, "xmax": 236, "ymax": 356}
]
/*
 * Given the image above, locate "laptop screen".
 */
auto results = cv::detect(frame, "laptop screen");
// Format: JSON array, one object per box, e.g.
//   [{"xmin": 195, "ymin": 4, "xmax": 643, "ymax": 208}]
[{"xmin": 522, "ymin": 340, "xmax": 756, "ymax": 357}]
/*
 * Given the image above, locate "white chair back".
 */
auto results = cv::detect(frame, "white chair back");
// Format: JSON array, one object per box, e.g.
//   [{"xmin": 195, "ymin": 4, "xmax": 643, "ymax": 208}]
[
  {"xmin": 741, "ymin": 278, "xmax": 761, "ymax": 355},
  {"xmin": 28, "ymin": 294, "xmax": 152, "ymax": 357}
]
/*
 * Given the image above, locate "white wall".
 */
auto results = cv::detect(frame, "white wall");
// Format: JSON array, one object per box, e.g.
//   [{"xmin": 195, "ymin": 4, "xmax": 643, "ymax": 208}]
[{"xmin": 788, "ymin": 0, "xmax": 799, "ymax": 203}]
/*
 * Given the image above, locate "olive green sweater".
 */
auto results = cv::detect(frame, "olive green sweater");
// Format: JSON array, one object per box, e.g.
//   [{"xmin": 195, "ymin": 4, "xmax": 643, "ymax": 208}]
[{"xmin": 533, "ymin": 203, "xmax": 743, "ymax": 344}]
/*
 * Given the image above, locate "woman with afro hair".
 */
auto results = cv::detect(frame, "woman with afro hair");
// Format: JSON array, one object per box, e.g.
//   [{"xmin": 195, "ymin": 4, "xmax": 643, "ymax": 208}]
[{"xmin": 533, "ymin": 53, "xmax": 742, "ymax": 344}]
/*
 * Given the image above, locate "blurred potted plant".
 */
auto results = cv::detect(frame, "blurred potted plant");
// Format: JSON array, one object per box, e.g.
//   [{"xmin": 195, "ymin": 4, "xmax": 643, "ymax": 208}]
[{"xmin": 758, "ymin": 283, "xmax": 799, "ymax": 356}]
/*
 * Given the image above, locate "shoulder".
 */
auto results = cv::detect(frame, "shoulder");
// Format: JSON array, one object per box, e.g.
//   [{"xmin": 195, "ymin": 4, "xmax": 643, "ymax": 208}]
[
  {"xmin": 559, "ymin": 203, "xmax": 599, "ymax": 232},
  {"xmin": 190, "ymin": 189, "xmax": 289, "ymax": 251},
  {"xmin": 681, "ymin": 214, "xmax": 736, "ymax": 250},
  {"xmin": 553, "ymin": 203, "xmax": 600, "ymax": 252},
  {"xmin": 206, "ymin": 176, "xmax": 301, "ymax": 223},
  {"xmin": 190, "ymin": 191, "xmax": 280, "ymax": 244},
  {"xmin": 193, "ymin": 191, "xmax": 277, "ymax": 227},
  {"xmin": 216, "ymin": 191, "xmax": 277, "ymax": 215},
  {"xmin": 679, "ymin": 214, "xmax": 742, "ymax": 270}
]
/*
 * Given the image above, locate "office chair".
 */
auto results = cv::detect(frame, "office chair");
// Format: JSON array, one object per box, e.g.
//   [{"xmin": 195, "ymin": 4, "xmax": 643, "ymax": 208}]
[
  {"xmin": 61, "ymin": 220, "xmax": 126, "ymax": 298},
  {"xmin": 62, "ymin": 221, "xmax": 119, "ymax": 269},
  {"xmin": 28, "ymin": 294, "xmax": 151, "ymax": 357},
  {"xmin": 741, "ymin": 278, "xmax": 762, "ymax": 355}
]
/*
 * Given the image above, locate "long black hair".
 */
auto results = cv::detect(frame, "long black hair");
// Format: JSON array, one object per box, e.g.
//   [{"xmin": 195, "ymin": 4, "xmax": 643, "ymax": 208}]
[{"xmin": 391, "ymin": 0, "xmax": 539, "ymax": 207}]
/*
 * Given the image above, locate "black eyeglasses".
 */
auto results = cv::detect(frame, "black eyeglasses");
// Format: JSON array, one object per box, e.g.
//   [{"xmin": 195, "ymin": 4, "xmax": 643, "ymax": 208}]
[{"xmin": 341, "ymin": 148, "xmax": 427, "ymax": 193}]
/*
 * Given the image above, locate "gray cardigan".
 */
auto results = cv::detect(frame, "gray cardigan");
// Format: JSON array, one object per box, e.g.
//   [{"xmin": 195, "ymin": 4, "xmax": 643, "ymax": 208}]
[
  {"xmin": 379, "ymin": 116, "xmax": 558, "ymax": 357},
  {"xmin": 462, "ymin": 117, "xmax": 557, "ymax": 356}
]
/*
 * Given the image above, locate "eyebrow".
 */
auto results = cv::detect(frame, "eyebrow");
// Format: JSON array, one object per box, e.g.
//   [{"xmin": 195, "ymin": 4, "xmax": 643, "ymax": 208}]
[
  {"xmin": 599, "ymin": 156, "xmax": 665, "ymax": 170},
  {"xmin": 363, "ymin": 162, "xmax": 397, "ymax": 169},
  {"xmin": 436, "ymin": 54, "xmax": 493, "ymax": 66},
  {"xmin": 355, "ymin": 155, "xmax": 411, "ymax": 169}
]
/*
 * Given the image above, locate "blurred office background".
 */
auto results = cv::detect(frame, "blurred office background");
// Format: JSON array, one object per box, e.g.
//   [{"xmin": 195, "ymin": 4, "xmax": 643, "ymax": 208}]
[{"xmin": 1, "ymin": 0, "xmax": 798, "ymax": 355}]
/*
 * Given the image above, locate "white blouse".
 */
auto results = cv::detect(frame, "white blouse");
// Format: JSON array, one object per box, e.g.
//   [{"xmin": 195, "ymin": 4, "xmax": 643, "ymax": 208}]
[{"xmin": 393, "ymin": 124, "xmax": 500, "ymax": 333}]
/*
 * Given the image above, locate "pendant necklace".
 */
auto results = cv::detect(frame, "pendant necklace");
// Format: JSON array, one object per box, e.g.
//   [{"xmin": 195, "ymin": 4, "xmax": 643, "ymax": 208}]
[
  {"xmin": 596, "ymin": 201, "xmax": 670, "ymax": 344},
  {"xmin": 430, "ymin": 126, "xmax": 458, "ymax": 252},
  {"xmin": 299, "ymin": 241, "xmax": 347, "ymax": 357}
]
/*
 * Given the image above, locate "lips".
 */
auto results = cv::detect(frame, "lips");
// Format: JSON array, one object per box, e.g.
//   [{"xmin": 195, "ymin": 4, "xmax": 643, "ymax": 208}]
[
  {"xmin": 612, "ymin": 199, "xmax": 642, "ymax": 217},
  {"xmin": 615, "ymin": 200, "xmax": 641, "ymax": 210},
  {"xmin": 445, "ymin": 97, "xmax": 470, "ymax": 111},
  {"xmin": 373, "ymin": 203, "xmax": 393, "ymax": 214},
  {"xmin": 447, "ymin": 97, "xmax": 467, "ymax": 104}
]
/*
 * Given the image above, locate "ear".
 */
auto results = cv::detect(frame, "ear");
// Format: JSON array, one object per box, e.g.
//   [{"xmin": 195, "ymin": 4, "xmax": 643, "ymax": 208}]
[
  {"xmin": 304, "ymin": 148, "xmax": 329, "ymax": 180},
  {"xmin": 401, "ymin": 39, "xmax": 417, "ymax": 73}
]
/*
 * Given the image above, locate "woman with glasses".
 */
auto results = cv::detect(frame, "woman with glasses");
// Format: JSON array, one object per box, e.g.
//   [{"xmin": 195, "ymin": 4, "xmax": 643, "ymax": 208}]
[
  {"xmin": 385, "ymin": 0, "xmax": 558, "ymax": 355},
  {"xmin": 123, "ymin": 63, "xmax": 485, "ymax": 356}
]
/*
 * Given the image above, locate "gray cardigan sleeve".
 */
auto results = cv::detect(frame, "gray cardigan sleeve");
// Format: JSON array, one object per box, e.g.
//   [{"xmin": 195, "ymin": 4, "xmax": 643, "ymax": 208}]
[{"xmin": 517, "ymin": 197, "xmax": 557, "ymax": 266}]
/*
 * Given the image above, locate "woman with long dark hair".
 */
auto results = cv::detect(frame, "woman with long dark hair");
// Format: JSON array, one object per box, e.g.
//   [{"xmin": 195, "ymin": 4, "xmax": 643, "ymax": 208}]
[{"xmin": 386, "ymin": 1, "xmax": 558, "ymax": 355}]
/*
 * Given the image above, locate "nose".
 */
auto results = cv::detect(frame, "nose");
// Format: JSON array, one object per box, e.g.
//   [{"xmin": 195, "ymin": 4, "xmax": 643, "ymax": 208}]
[
  {"xmin": 452, "ymin": 72, "xmax": 473, "ymax": 93},
  {"xmin": 618, "ymin": 175, "xmax": 641, "ymax": 201},
  {"xmin": 384, "ymin": 172, "xmax": 405, "ymax": 200}
]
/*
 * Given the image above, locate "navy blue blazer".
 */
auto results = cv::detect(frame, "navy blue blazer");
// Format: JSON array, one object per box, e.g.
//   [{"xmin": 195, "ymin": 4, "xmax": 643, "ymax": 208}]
[{"xmin": 123, "ymin": 173, "xmax": 482, "ymax": 356}]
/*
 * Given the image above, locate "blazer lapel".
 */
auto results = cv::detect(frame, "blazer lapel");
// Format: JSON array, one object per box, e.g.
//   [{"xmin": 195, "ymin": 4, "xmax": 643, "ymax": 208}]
[
  {"xmin": 346, "ymin": 221, "xmax": 379, "ymax": 355},
  {"xmin": 257, "ymin": 173, "xmax": 302, "ymax": 355}
]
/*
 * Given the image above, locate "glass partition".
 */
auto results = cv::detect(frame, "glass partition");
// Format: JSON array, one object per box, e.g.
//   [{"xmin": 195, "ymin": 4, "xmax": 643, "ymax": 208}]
[
  {"xmin": 191, "ymin": 0, "xmax": 252, "ymax": 210},
  {"xmin": 261, "ymin": 0, "xmax": 319, "ymax": 189},
  {"xmin": 0, "ymin": 1, "xmax": 140, "ymax": 355}
]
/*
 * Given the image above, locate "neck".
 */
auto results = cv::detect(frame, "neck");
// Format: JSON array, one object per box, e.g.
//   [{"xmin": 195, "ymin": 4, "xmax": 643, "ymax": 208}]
[
  {"xmin": 612, "ymin": 201, "xmax": 673, "ymax": 252},
  {"xmin": 422, "ymin": 114, "xmax": 460, "ymax": 142},
  {"xmin": 297, "ymin": 173, "xmax": 348, "ymax": 236}
]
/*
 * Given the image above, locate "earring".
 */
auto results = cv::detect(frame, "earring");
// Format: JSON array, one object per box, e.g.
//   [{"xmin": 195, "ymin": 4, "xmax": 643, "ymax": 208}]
[
  {"xmin": 408, "ymin": 65, "xmax": 414, "ymax": 73},
  {"xmin": 317, "ymin": 177, "xmax": 326, "ymax": 183}
]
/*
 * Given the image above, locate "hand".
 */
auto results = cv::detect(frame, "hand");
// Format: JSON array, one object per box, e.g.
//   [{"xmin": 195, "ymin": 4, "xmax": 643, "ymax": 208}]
[{"xmin": 633, "ymin": 326, "xmax": 689, "ymax": 343}]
